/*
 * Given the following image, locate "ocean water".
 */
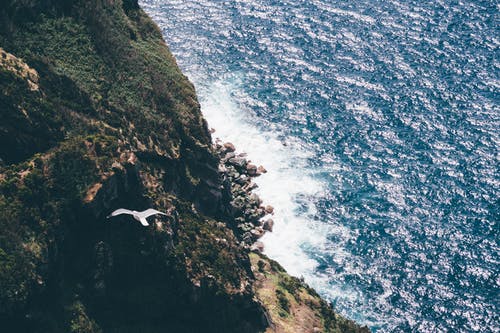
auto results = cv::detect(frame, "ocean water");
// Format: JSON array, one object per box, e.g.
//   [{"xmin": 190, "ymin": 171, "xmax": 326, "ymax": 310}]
[{"xmin": 140, "ymin": 1, "xmax": 499, "ymax": 331}]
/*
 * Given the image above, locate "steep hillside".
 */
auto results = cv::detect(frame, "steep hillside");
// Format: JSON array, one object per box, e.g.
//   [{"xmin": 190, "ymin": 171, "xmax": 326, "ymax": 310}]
[{"xmin": 0, "ymin": 1, "xmax": 369, "ymax": 332}]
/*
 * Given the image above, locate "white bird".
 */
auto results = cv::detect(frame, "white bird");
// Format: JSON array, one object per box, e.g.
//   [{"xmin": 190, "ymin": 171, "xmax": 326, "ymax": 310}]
[{"xmin": 107, "ymin": 208, "xmax": 167, "ymax": 226}]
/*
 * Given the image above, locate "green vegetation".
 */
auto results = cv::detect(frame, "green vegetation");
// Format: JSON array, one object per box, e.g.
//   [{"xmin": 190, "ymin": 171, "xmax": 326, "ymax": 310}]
[
  {"xmin": 250, "ymin": 252, "xmax": 370, "ymax": 333},
  {"xmin": 69, "ymin": 301, "xmax": 102, "ymax": 333},
  {"xmin": 276, "ymin": 289, "xmax": 290, "ymax": 316},
  {"xmin": 173, "ymin": 203, "xmax": 246, "ymax": 289}
]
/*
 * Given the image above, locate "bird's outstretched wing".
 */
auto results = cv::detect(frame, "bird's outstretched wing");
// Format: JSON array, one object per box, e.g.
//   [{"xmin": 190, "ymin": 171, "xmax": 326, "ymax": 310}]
[
  {"xmin": 108, "ymin": 208, "xmax": 134, "ymax": 218},
  {"xmin": 138, "ymin": 217, "xmax": 150, "ymax": 226},
  {"xmin": 139, "ymin": 208, "xmax": 167, "ymax": 219}
]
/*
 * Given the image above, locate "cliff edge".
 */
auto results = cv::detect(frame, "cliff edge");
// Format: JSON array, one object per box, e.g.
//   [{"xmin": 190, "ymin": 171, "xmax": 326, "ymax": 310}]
[{"xmin": 0, "ymin": 1, "xmax": 369, "ymax": 332}]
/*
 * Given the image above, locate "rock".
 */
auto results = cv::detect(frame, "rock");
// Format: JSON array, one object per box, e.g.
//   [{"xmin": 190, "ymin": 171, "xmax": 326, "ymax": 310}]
[
  {"xmin": 257, "ymin": 165, "xmax": 267, "ymax": 174},
  {"xmin": 235, "ymin": 174, "xmax": 248, "ymax": 185},
  {"xmin": 249, "ymin": 214, "xmax": 262, "ymax": 225},
  {"xmin": 242, "ymin": 223, "xmax": 254, "ymax": 232},
  {"xmin": 242, "ymin": 232, "xmax": 253, "ymax": 244},
  {"xmin": 241, "ymin": 207, "xmax": 260, "ymax": 223},
  {"xmin": 127, "ymin": 152, "xmax": 137, "ymax": 164},
  {"xmin": 217, "ymin": 164, "xmax": 227, "ymax": 173},
  {"xmin": 250, "ymin": 241, "xmax": 265, "ymax": 253},
  {"xmin": 243, "ymin": 182, "xmax": 258, "ymax": 192},
  {"xmin": 250, "ymin": 227, "xmax": 264, "ymax": 240},
  {"xmin": 214, "ymin": 237, "xmax": 227, "ymax": 244},
  {"xmin": 228, "ymin": 157, "xmax": 247, "ymax": 169},
  {"xmin": 231, "ymin": 183, "xmax": 243, "ymax": 194},
  {"xmin": 223, "ymin": 152, "xmax": 235, "ymax": 161},
  {"xmin": 264, "ymin": 205, "xmax": 274, "ymax": 214},
  {"xmin": 223, "ymin": 142, "xmax": 236, "ymax": 152},
  {"xmin": 246, "ymin": 163, "xmax": 258, "ymax": 176},
  {"xmin": 249, "ymin": 193, "xmax": 262, "ymax": 206},
  {"xmin": 234, "ymin": 217, "xmax": 246, "ymax": 225},
  {"xmin": 263, "ymin": 219, "xmax": 274, "ymax": 232},
  {"xmin": 227, "ymin": 171, "xmax": 239, "ymax": 180},
  {"xmin": 230, "ymin": 197, "xmax": 247, "ymax": 215},
  {"xmin": 111, "ymin": 161, "xmax": 124, "ymax": 171},
  {"xmin": 256, "ymin": 208, "xmax": 266, "ymax": 218}
]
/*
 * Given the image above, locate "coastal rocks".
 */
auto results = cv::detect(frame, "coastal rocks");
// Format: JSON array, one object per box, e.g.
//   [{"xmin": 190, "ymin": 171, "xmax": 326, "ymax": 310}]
[
  {"xmin": 215, "ymin": 141, "xmax": 273, "ymax": 247},
  {"xmin": 223, "ymin": 142, "xmax": 236, "ymax": 152},
  {"xmin": 228, "ymin": 156, "xmax": 247, "ymax": 169},
  {"xmin": 262, "ymin": 219, "xmax": 274, "ymax": 232},
  {"xmin": 250, "ymin": 227, "xmax": 265, "ymax": 240},
  {"xmin": 250, "ymin": 241, "xmax": 265, "ymax": 253},
  {"xmin": 246, "ymin": 163, "xmax": 257, "ymax": 176}
]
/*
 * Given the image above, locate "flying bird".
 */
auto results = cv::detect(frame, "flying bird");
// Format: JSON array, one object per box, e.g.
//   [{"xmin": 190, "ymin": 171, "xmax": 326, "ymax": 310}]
[{"xmin": 107, "ymin": 208, "xmax": 167, "ymax": 226}]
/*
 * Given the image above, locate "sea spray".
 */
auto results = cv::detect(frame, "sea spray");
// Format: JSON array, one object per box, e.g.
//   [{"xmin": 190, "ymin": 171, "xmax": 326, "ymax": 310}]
[{"xmin": 197, "ymin": 76, "xmax": 323, "ymax": 273}]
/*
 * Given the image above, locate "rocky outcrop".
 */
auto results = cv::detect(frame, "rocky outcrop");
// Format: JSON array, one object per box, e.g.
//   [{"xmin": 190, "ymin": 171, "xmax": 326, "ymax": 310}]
[
  {"xmin": 213, "ymin": 139, "xmax": 277, "ymax": 249},
  {"xmin": 250, "ymin": 253, "xmax": 370, "ymax": 333}
]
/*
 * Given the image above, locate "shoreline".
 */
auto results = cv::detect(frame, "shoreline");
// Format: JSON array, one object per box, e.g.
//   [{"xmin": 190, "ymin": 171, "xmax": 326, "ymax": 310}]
[{"xmin": 214, "ymin": 138, "xmax": 273, "ymax": 252}]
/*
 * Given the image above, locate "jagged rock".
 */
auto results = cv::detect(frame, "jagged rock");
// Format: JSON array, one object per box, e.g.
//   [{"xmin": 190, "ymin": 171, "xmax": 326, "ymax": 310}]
[
  {"xmin": 235, "ymin": 174, "xmax": 248, "ymax": 185},
  {"xmin": 243, "ymin": 182, "xmax": 258, "ymax": 191},
  {"xmin": 235, "ymin": 217, "xmax": 246, "ymax": 225},
  {"xmin": 246, "ymin": 163, "xmax": 258, "ymax": 176},
  {"xmin": 231, "ymin": 183, "xmax": 242, "ymax": 192},
  {"xmin": 264, "ymin": 205, "xmax": 274, "ymax": 214},
  {"xmin": 257, "ymin": 165, "xmax": 267, "ymax": 174},
  {"xmin": 218, "ymin": 164, "xmax": 227, "ymax": 173},
  {"xmin": 223, "ymin": 152, "xmax": 235, "ymax": 161},
  {"xmin": 242, "ymin": 232, "xmax": 253, "ymax": 244},
  {"xmin": 223, "ymin": 142, "xmax": 236, "ymax": 152},
  {"xmin": 228, "ymin": 157, "xmax": 247, "ymax": 169},
  {"xmin": 249, "ymin": 193, "xmax": 262, "ymax": 206},
  {"xmin": 237, "ymin": 223, "xmax": 254, "ymax": 233},
  {"xmin": 263, "ymin": 219, "xmax": 274, "ymax": 232},
  {"xmin": 250, "ymin": 227, "xmax": 264, "ymax": 240},
  {"xmin": 250, "ymin": 241, "xmax": 265, "ymax": 253}
]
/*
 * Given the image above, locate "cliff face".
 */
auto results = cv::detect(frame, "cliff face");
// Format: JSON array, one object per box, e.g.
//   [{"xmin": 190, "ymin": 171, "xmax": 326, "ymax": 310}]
[{"xmin": 0, "ymin": 1, "xmax": 368, "ymax": 332}]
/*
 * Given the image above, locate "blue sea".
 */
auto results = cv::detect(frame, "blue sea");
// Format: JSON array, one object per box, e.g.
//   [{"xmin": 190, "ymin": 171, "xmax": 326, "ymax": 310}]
[{"xmin": 141, "ymin": 1, "xmax": 499, "ymax": 331}]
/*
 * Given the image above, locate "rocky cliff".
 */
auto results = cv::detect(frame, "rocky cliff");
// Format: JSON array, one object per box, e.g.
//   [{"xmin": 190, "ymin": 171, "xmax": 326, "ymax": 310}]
[{"xmin": 0, "ymin": 1, "xmax": 369, "ymax": 332}]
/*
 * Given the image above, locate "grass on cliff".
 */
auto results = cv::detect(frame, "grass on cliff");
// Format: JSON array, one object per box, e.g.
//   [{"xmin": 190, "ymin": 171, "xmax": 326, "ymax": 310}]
[
  {"xmin": 1, "ymin": 1, "xmax": 209, "ymax": 163},
  {"xmin": 250, "ymin": 252, "xmax": 370, "ymax": 333},
  {"xmin": 173, "ymin": 202, "xmax": 248, "ymax": 291},
  {"xmin": 0, "ymin": 135, "xmax": 118, "ymax": 313}
]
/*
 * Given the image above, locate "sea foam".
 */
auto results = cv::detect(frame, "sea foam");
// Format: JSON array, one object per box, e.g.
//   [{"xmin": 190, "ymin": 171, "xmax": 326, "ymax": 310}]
[{"xmin": 194, "ymin": 75, "xmax": 326, "ymax": 278}]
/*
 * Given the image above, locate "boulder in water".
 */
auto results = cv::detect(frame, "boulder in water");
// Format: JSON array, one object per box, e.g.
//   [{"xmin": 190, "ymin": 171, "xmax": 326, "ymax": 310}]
[
  {"xmin": 257, "ymin": 165, "xmax": 267, "ymax": 174},
  {"xmin": 246, "ymin": 163, "xmax": 258, "ymax": 176},
  {"xmin": 264, "ymin": 205, "xmax": 274, "ymax": 214},
  {"xmin": 250, "ymin": 241, "xmax": 265, "ymax": 253},
  {"xmin": 263, "ymin": 219, "xmax": 274, "ymax": 232},
  {"xmin": 223, "ymin": 142, "xmax": 236, "ymax": 152},
  {"xmin": 228, "ymin": 157, "xmax": 247, "ymax": 169}
]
